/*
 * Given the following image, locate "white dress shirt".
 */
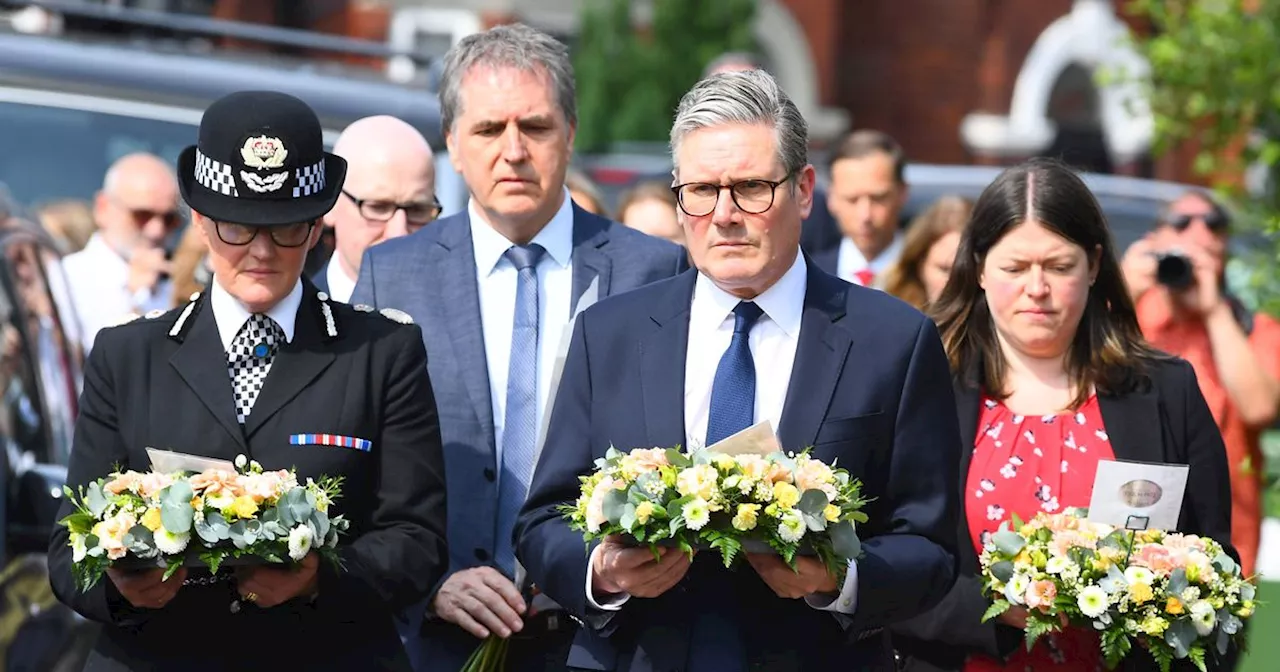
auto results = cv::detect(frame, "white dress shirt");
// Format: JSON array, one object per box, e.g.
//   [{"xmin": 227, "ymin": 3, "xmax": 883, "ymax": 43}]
[
  {"xmin": 587, "ymin": 251, "xmax": 860, "ymax": 617},
  {"xmin": 208, "ymin": 276, "xmax": 302, "ymax": 350},
  {"xmin": 62, "ymin": 233, "xmax": 172, "ymax": 353},
  {"xmin": 470, "ymin": 189, "xmax": 575, "ymax": 488},
  {"xmin": 836, "ymin": 232, "xmax": 904, "ymax": 287},
  {"xmin": 323, "ymin": 257, "xmax": 357, "ymax": 304}
]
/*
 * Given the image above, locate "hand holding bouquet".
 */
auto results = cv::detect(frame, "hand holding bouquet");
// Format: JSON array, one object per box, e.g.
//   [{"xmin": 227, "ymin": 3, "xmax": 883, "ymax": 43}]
[
  {"xmin": 979, "ymin": 510, "xmax": 1255, "ymax": 672},
  {"xmin": 562, "ymin": 446, "xmax": 869, "ymax": 577},
  {"xmin": 59, "ymin": 453, "xmax": 349, "ymax": 592}
]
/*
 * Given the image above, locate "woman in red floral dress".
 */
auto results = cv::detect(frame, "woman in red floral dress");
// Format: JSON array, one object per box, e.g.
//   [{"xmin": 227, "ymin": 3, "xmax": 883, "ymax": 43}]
[{"xmin": 890, "ymin": 159, "xmax": 1237, "ymax": 672}]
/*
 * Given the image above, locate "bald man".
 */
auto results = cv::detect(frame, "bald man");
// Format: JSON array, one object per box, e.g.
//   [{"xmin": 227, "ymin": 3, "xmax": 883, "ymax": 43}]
[
  {"xmin": 317, "ymin": 115, "xmax": 438, "ymax": 302},
  {"xmin": 63, "ymin": 152, "xmax": 182, "ymax": 352}
]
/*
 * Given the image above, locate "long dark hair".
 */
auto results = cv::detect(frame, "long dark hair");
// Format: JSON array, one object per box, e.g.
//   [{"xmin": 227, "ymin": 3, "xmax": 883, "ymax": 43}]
[{"xmin": 930, "ymin": 158, "xmax": 1162, "ymax": 408}]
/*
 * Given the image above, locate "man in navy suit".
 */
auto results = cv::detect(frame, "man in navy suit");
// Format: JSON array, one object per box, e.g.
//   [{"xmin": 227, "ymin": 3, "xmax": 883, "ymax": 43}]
[
  {"xmin": 515, "ymin": 69, "xmax": 961, "ymax": 672},
  {"xmin": 352, "ymin": 23, "xmax": 686, "ymax": 672}
]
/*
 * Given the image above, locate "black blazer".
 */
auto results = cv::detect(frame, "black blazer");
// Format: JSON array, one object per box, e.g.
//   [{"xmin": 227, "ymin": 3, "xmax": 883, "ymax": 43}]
[
  {"xmin": 891, "ymin": 356, "xmax": 1236, "ymax": 672},
  {"xmin": 47, "ymin": 282, "xmax": 449, "ymax": 672}
]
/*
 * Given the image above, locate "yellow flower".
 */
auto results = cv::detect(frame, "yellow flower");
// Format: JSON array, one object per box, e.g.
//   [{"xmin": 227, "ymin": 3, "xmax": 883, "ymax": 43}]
[
  {"xmin": 1014, "ymin": 549, "xmax": 1032, "ymax": 567},
  {"xmin": 140, "ymin": 507, "xmax": 163, "ymax": 532},
  {"xmin": 713, "ymin": 454, "xmax": 737, "ymax": 472},
  {"xmin": 1166, "ymin": 597, "xmax": 1185, "ymax": 615},
  {"xmin": 772, "ymin": 481, "xmax": 800, "ymax": 509},
  {"xmin": 1140, "ymin": 616, "xmax": 1169, "ymax": 636},
  {"xmin": 732, "ymin": 504, "xmax": 760, "ymax": 531},
  {"xmin": 1186, "ymin": 562, "xmax": 1201, "ymax": 583},
  {"xmin": 227, "ymin": 495, "xmax": 259, "ymax": 519},
  {"xmin": 823, "ymin": 504, "xmax": 840, "ymax": 522},
  {"xmin": 190, "ymin": 496, "xmax": 204, "ymax": 511},
  {"xmin": 635, "ymin": 501, "xmax": 656, "ymax": 525},
  {"xmin": 1238, "ymin": 601, "xmax": 1255, "ymax": 618},
  {"xmin": 1129, "ymin": 582, "xmax": 1154, "ymax": 605},
  {"xmin": 1030, "ymin": 550, "xmax": 1048, "ymax": 570}
]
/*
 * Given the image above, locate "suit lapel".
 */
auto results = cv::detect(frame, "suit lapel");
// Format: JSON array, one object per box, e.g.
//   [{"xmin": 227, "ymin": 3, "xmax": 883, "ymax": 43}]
[
  {"xmin": 437, "ymin": 214, "xmax": 497, "ymax": 440},
  {"xmin": 954, "ymin": 381, "xmax": 981, "ymax": 480},
  {"xmin": 1098, "ymin": 386, "xmax": 1165, "ymax": 464},
  {"xmin": 640, "ymin": 273, "xmax": 696, "ymax": 450},
  {"xmin": 571, "ymin": 206, "xmax": 613, "ymax": 307},
  {"xmin": 777, "ymin": 262, "xmax": 852, "ymax": 452},
  {"xmin": 243, "ymin": 285, "xmax": 336, "ymax": 437},
  {"xmin": 169, "ymin": 296, "xmax": 248, "ymax": 452}
]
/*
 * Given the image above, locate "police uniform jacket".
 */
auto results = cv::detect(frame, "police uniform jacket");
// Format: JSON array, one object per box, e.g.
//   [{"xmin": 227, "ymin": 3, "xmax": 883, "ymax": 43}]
[{"xmin": 48, "ymin": 280, "xmax": 448, "ymax": 671}]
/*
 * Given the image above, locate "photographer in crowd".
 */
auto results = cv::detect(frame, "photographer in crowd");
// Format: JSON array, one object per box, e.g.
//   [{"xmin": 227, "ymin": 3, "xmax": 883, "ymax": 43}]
[{"xmin": 1121, "ymin": 190, "xmax": 1280, "ymax": 577}]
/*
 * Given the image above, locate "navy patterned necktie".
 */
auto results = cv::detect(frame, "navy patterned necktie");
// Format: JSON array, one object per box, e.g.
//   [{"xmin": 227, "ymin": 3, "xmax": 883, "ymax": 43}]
[
  {"xmin": 705, "ymin": 301, "xmax": 765, "ymax": 446},
  {"xmin": 227, "ymin": 313, "xmax": 284, "ymax": 425},
  {"xmin": 495, "ymin": 243, "xmax": 546, "ymax": 576}
]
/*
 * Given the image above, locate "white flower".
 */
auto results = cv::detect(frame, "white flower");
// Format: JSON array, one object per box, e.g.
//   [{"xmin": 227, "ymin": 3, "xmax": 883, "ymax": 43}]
[
  {"xmin": 1190, "ymin": 600, "xmax": 1217, "ymax": 636},
  {"xmin": 1046, "ymin": 556, "xmax": 1072, "ymax": 575},
  {"xmin": 1078, "ymin": 585, "xmax": 1109, "ymax": 618},
  {"xmin": 682, "ymin": 498, "xmax": 711, "ymax": 531},
  {"xmin": 1004, "ymin": 574, "xmax": 1030, "ymax": 605},
  {"xmin": 1124, "ymin": 566, "xmax": 1155, "ymax": 586},
  {"xmin": 778, "ymin": 510, "xmax": 807, "ymax": 543},
  {"xmin": 154, "ymin": 527, "xmax": 190, "ymax": 555},
  {"xmin": 288, "ymin": 524, "xmax": 314, "ymax": 561},
  {"xmin": 70, "ymin": 534, "xmax": 87, "ymax": 562},
  {"xmin": 234, "ymin": 454, "xmax": 247, "ymax": 469}
]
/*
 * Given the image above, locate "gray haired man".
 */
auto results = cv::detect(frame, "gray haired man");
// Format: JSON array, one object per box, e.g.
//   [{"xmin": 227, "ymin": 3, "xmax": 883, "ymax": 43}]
[
  {"xmin": 351, "ymin": 22, "xmax": 686, "ymax": 672},
  {"xmin": 514, "ymin": 69, "xmax": 960, "ymax": 672}
]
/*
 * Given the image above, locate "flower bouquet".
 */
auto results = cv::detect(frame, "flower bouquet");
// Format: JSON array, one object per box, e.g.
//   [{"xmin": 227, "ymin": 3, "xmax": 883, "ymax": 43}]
[
  {"xmin": 59, "ymin": 454, "xmax": 349, "ymax": 592},
  {"xmin": 563, "ymin": 445, "xmax": 869, "ymax": 573},
  {"xmin": 978, "ymin": 510, "xmax": 1255, "ymax": 672}
]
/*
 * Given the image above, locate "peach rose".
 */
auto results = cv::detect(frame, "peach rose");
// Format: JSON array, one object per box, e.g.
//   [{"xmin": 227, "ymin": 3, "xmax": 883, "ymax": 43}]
[
  {"xmin": 766, "ymin": 463, "xmax": 793, "ymax": 484},
  {"xmin": 793, "ymin": 456, "xmax": 834, "ymax": 493},
  {"xmin": 104, "ymin": 471, "xmax": 144, "ymax": 495},
  {"xmin": 1049, "ymin": 530, "xmax": 1096, "ymax": 557},
  {"xmin": 1134, "ymin": 544, "xmax": 1175, "ymax": 573},
  {"xmin": 91, "ymin": 511, "xmax": 137, "ymax": 560},
  {"xmin": 734, "ymin": 455, "xmax": 770, "ymax": 482},
  {"xmin": 136, "ymin": 472, "xmax": 174, "ymax": 499},
  {"xmin": 188, "ymin": 469, "xmax": 244, "ymax": 497},
  {"xmin": 242, "ymin": 471, "xmax": 287, "ymax": 503},
  {"xmin": 1025, "ymin": 580, "xmax": 1058, "ymax": 611},
  {"xmin": 1162, "ymin": 534, "xmax": 1207, "ymax": 554}
]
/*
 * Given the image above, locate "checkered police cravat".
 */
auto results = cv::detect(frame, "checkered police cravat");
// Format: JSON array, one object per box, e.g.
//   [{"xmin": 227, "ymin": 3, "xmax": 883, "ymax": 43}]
[{"xmin": 227, "ymin": 314, "xmax": 285, "ymax": 424}]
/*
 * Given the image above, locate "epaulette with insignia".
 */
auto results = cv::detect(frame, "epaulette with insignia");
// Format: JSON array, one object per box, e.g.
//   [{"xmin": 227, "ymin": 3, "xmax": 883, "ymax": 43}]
[
  {"xmin": 316, "ymin": 291, "xmax": 339, "ymax": 340},
  {"xmin": 168, "ymin": 292, "xmax": 204, "ymax": 342},
  {"xmin": 379, "ymin": 308, "xmax": 414, "ymax": 325}
]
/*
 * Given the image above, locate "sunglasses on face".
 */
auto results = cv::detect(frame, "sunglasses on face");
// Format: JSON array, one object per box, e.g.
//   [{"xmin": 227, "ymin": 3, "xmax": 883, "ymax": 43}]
[
  {"xmin": 115, "ymin": 199, "xmax": 183, "ymax": 230},
  {"xmin": 1167, "ymin": 211, "xmax": 1229, "ymax": 232}
]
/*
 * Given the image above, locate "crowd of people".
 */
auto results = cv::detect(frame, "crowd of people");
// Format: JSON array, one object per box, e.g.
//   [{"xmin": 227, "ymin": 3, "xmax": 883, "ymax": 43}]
[{"xmin": 29, "ymin": 19, "xmax": 1277, "ymax": 672}]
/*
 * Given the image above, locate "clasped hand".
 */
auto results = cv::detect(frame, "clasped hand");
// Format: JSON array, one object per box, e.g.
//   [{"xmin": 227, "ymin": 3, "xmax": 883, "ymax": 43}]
[
  {"xmin": 107, "ymin": 566, "xmax": 188, "ymax": 610},
  {"xmin": 746, "ymin": 553, "xmax": 839, "ymax": 599},
  {"xmin": 234, "ymin": 551, "xmax": 320, "ymax": 608}
]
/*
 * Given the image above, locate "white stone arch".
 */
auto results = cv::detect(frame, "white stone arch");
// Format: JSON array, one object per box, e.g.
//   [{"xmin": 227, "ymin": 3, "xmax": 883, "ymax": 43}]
[
  {"xmin": 960, "ymin": 0, "xmax": 1153, "ymax": 163},
  {"xmin": 752, "ymin": 0, "xmax": 849, "ymax": 143}
]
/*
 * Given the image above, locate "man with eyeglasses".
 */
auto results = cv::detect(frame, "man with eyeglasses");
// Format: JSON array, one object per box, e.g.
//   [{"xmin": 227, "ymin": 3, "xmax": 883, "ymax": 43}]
[
  {"xmin": 1122, "ymin": 190, "xmax": 1280, "ymax": 578},
  {"xmin": 48, "ymin": 90, "xmax": 448, "ymax": 671},
  {"xmin": 318, "ymin": 115, "xmax": 439, "ymax": 303},
  {"xmin": 516, "ymin": 69, "xmax": 959, "ymax": 672},
  {"xmin": 62, "ymin": 152, "xmax": 183, "ymax": 353}
]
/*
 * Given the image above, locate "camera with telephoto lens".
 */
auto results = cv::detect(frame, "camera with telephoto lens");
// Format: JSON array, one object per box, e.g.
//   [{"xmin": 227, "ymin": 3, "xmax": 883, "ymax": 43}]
[{"xmin": 1154, "ymin": 251, "xmax": 1194, "ymax": 291}]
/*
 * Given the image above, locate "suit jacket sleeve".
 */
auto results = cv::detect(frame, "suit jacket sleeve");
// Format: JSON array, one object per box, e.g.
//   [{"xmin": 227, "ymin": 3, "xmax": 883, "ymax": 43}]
[
  {"xmin": 514, "ymin": 312, "xmax": 617, "ymax": 632},
  {"xmin": 349, "ymin": 248, "xmax": 377, "ymax": 307},
  {"xmin": 315, "ymin": 324, "xmax": 449, "ymax": 613},
  {"xmin": 47, "ymin": 328, "xmax": 150, "ymax": 626},
  {"xmin": 848, "ymin": 316, "xmax": 962, "ymax": 633},
  {"xmin": 889, "ymin": 574, "xmax": 1022, "ymax": 660},
  {"xmin": 1174, "ymin": 361, "xmax": 1236, "ymax": 560}
]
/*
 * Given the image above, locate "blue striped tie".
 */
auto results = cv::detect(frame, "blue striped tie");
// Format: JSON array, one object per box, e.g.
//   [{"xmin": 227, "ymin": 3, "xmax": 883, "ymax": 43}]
[{"xmin": 495, "ymin": 243, "xmax": 545, "ymax": 577}]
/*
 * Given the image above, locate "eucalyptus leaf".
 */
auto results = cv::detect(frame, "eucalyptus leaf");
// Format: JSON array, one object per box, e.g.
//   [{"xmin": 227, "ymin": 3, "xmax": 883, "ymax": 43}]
[
  {"xmin": 991, "ymin": 530, "xmax": 1025, "ymax": 557},
  {"xmin": 86, "ymin": 482, "xmax": 110, "ymax": 518},
  {"xmin": 1167, "ymin": 568, "xmax": 1189, "ymax": 599},
  {"xmin": 125, "ymin": 525, "xmax": 155, "ymax": 556},
  {"xmin": 620, "ymin": 503, "xmax": 638, "ymax": 531},
  {"xmin": 1165, "ymin": 618, "xmax": 1197, "ymax": 659},
  {"xmin": 1100, "ymin": 564, "xmax": 1128, "ymax": 595},
  {"xmin": 287, "ymin": 490, "xmax": 313, "ymax": 523},
  {"xmin": 1212, "ymin": 554, "xmax": 1238, "ymax": 577},
  {"xmin": 801, "ymin": 511, "xmax": 828, "ymax": 532},
  {"xmin": 602, "ymin": 488, "xmax": 628, "ymax": 525},
  {"xmin": 797, "ymin": 489, "xmax": 828, "ymax": 517},
  {"xmin": 277, "ymin": 502, "xmax": 295, "ymax": 528},
  {"xmin": 229, "ymin": 520, "xmax": 248, "ymax": 549},
  {"xmin": 989, "ymin": 560, "xmax": 1015, "ymax": 583},
  {"xmin": 665, "ymin": 449, "xmax": 692, "ymax": 469},
  {"xmin": 1219, "ymin": 611, "xmax": 1242, "ymax": 635},
  {"xmin": 160, "ymin": 482, "xmax": 195, "ymax": 534},
  {"xmin": 194, "ymin": 515, "xmax": 220, "ymax": 544},
  {"xmin": 1217, "ymin": 626, "xmax": 1230, "ymax": 656},
  {"xmin": 829, "ymin": 520, "xmax": 861, "ymax": 560},
  {"xmin": 205, "ymin": 512, "xmax": 231, "ymax": 540},
  {"xmin": 312, "ymin": 510, "xmax": 330, "ymax": 541}
]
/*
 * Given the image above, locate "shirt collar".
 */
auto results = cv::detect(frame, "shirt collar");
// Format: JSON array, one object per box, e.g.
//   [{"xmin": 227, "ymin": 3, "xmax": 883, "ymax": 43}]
[
  {"xmin": 324, "ymin": 257, "xmax": 356, "ymax": 304},
  {"xmin": 840, "ymin": 230, "xmax": 904, "ymax": 273},
  {"xmin": 209, "ymin": 277, "xmax": 303, "ymax": 352},
  {"xmin": 469, "ymin": 187, "xmax": 575, "ymax": 275},
  {"xmin": 691, "ymin": 250, "xmax": 807, "ymax": 339}
]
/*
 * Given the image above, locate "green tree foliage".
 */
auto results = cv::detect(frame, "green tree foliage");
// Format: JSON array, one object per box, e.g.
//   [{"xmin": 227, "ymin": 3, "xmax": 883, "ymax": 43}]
[
  {"xmin": 573, "ymin": 0, "xmax": 758, "ymax": 152},
  {"xmin": 1125, "ymin": 0, "xmax": 1280, "ymax": 314}
]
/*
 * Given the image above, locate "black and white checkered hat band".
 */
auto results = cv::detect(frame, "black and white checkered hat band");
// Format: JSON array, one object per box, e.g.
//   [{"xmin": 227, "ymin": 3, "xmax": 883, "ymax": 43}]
[
  {"xmin": 194, "ymin": 149, "xmax": 326, "ymax": 199},
  {"xmin": 195, "ymin": 150, "xmax": 238, "ymax": 197}
]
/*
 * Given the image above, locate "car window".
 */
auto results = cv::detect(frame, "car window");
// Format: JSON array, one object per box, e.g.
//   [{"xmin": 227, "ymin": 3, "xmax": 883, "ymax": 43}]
[{"xmin": 0, "ymin": 100, "xmax": 197, "ymax": 206}]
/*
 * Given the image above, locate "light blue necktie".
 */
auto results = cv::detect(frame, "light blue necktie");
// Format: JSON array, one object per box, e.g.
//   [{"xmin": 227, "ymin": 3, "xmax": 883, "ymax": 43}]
[
  {"xmin": 689, "ymin": 301, "xmax": 763, "ymax": 671},
  {"xmin": 495, "ymin": 243, "xmax": 545, "ymax": 577}
]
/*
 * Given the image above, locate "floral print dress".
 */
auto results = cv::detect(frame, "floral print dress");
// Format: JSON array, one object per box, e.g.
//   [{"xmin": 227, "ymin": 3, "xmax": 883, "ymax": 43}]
[{"xmin": 962, "ymin": 395, "xmax": 1116, "ymax": 672}]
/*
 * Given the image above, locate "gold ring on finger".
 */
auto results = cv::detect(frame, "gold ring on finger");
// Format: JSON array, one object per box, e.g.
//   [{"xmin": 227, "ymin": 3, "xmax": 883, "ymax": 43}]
[{"xmin": 244, "ymin": 591, "xmax": 259, "ymax": 603}]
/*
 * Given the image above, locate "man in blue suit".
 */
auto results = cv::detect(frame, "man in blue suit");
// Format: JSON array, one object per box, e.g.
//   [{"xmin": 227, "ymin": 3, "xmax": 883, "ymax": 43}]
[
  {"xmin": 515, "ymin": 70, "xmax": 961, "ymax": 672},
  {"xmin": 352, "ymin": 23, "xmax": 686, "ymax": 672}
]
